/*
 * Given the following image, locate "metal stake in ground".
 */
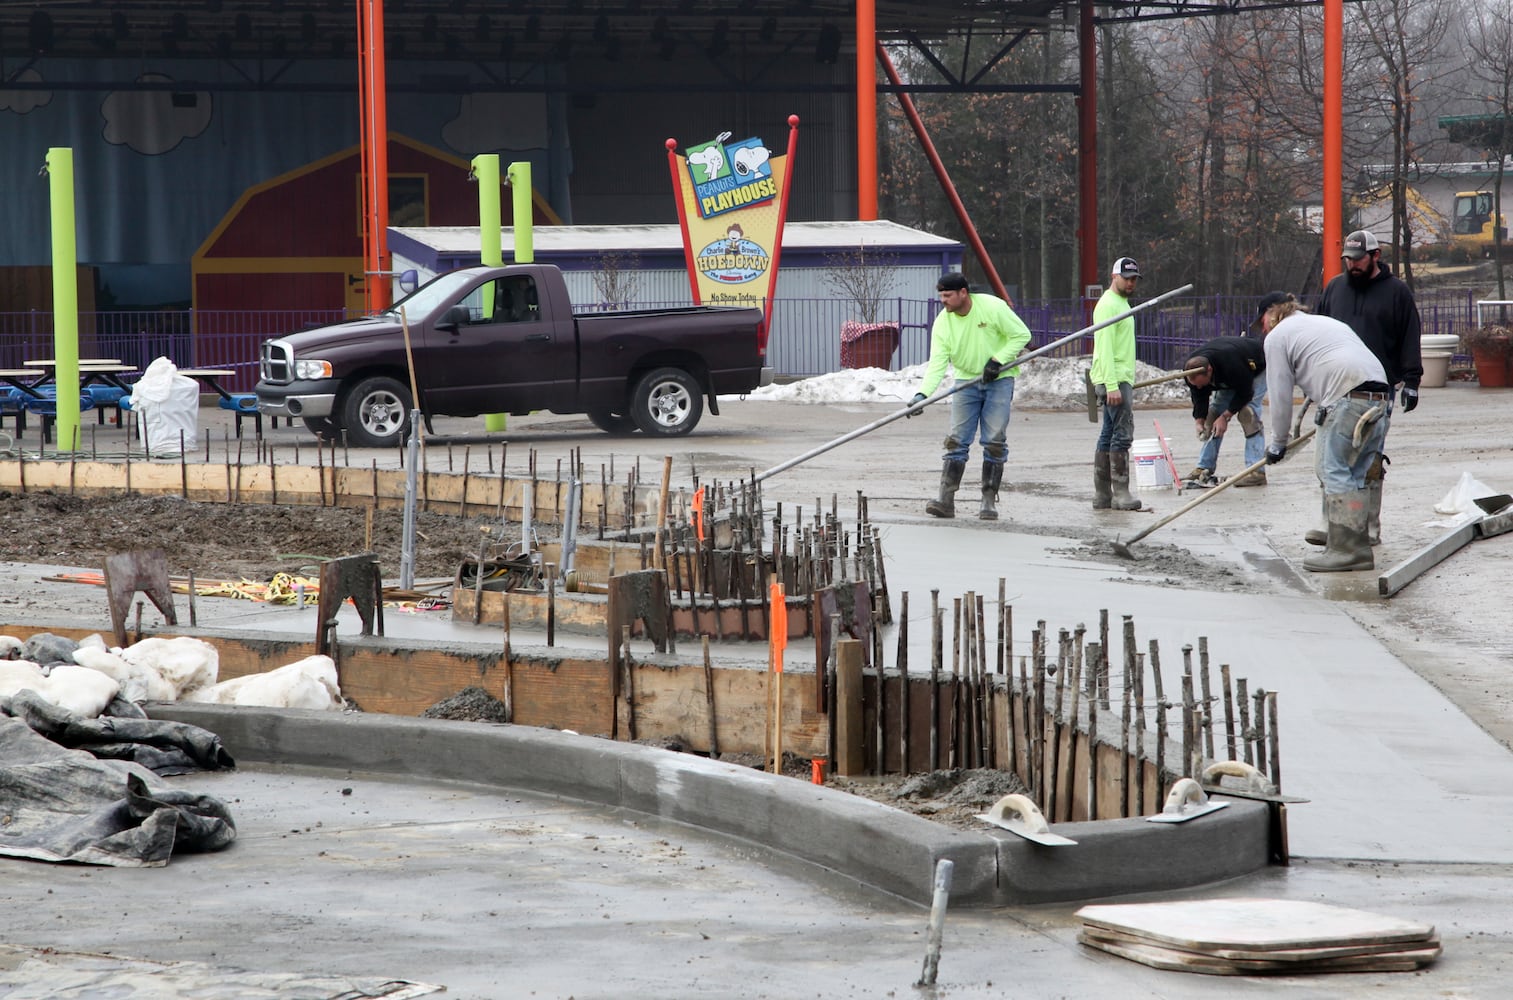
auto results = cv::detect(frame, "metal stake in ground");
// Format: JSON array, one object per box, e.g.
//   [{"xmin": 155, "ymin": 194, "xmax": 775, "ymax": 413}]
[{"xmin": 1111, "ymin": 425, "xmax": 1318, "ymax": 559}]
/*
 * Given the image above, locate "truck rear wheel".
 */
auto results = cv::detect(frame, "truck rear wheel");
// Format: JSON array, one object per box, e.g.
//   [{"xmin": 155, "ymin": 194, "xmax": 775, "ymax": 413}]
[
  {"xmin": 341, "ymin": 375, "xmax": 411, "ymax": 448},
  {"xmin": 587, "ymin": 409, "xmax": 638, "ymax": 435},
  {"xmin": 631, "ymin": 367, "xmax": 702, "ymax": 436}
]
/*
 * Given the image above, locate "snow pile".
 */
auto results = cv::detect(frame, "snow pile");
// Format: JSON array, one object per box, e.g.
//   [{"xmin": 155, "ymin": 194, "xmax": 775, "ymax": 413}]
[{"xmin": 743, "ymin": 357, "xmax": 1191, "ymax": 410}]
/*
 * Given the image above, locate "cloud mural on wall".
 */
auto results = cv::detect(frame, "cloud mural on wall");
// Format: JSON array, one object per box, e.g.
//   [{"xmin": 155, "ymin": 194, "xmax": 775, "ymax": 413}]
[
  {"xmin": 441, "ymin": 93, "xmax": 548, "ymax": 155},
  {"xmin": 101, "ymin": 74, "xmax": 211, "ymax": 154},
  {"xmin": 0, "ymin": 69, "xmax": 52, "ymax": 114}
]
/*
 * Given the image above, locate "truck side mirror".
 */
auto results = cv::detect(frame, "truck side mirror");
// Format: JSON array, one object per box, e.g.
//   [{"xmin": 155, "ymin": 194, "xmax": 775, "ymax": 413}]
[
  {"xmin": 436, "ymin": 304, "xmax": 471, "ymax": 331},
  {"xmin": 398, "ymin": 269, "xmax": 419, "ymax": 294}
]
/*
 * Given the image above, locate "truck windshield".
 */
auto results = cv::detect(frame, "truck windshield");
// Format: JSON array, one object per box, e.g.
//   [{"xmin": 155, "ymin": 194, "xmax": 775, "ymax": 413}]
[{"xmin": 386, "ymin": 270, "xmax": 482, "ymax": 319}]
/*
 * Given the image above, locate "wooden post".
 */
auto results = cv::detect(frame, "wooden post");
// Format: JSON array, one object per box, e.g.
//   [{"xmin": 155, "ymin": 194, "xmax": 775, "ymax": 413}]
[
  {"xmin": 702, "ymin": 635, "xmax": 719, "ymax": 757},
  {"xmin": 1198, "ymin": 637, "xmax": 1216, "ymax": 760},
  {"xmin": 1268, "ymin": 691, "xmax": 1282, "ymax": 791},
  {"xmin": 835, "ymin": 638, "xmax": 865, "ymax": 775},
  {"xmin": 1221, "ymin": 664, "xmax": 1237, "ymax": 761},
  {"xmin": 897, "ymin": 590, "xmax": 911, "ymax": 774},
  {"xmin": 1237, "ymin": 678, "xmax": 1252, "ymax": 766},
  {"xmin": 1149, "ymin": 639, "xmax": 1168, "ymax": 802},
  {"xmin": 929, "ymin": 592, "xmax": 941, "ymax": 770}
]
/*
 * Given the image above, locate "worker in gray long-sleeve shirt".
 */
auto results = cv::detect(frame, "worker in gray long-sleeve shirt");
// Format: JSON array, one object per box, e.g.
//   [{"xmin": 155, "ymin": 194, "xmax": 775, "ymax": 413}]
[{"xmin": 1258, "ymin": 292, "xmax": 1391, "ymax": 573}]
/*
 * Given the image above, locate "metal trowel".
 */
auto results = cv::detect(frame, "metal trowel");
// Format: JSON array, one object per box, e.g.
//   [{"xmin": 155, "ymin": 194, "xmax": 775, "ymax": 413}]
[{"xmin": 975, "ymin": 793, "xmax": 1078, "ymax": 846}]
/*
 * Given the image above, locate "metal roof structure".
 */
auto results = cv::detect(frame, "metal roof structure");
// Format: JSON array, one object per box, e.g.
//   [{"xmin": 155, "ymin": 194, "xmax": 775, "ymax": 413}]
[{"xmin": 1, "ymin": 1, "xmax": 1335, "ymax": 94}]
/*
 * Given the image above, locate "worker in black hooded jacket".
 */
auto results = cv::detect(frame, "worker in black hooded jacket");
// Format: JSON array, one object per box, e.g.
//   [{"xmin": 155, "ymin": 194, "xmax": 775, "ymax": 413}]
[
  {"xmin": 1181, "ymin": 335, "xmax": 1268, "ymax": 488},
  {"xmin": 1315, "ymin": 229, "xmax": 1423, "ymax": 547}
]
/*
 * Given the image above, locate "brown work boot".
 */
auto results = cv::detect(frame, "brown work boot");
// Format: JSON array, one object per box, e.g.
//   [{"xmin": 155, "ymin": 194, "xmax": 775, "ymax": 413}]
[{"xmin": 1233, "ymin": 469, "xmax": 1267, "ymax": 488}]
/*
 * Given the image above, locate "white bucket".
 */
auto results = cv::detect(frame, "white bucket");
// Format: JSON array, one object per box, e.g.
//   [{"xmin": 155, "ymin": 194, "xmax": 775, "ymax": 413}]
[{"xmin": 1131, "ymin": 438, "xmax": 1172, "ymax": 489}]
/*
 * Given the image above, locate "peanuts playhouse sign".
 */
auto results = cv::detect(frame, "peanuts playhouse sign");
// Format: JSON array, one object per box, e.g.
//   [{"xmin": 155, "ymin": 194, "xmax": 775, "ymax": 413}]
[{"xmin": 666, "ymin": 117, "xmax": 798, "ymax": 310}]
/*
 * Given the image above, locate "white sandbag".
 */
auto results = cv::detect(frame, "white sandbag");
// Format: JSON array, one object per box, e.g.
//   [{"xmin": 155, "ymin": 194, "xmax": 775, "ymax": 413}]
[
  {"xmin": 116, "ymin": 636, "xmax": 219, "ymax": 698},
  {"xmin": 0, "ymin": 661, "xmax": 120, "ymax": 718},
  {"xmin": 0, "ymin": 635, "xmax": 22, "ymax": 660},
  {"xmin": 128, "ymin": 357, "xmax": 199, "ymax": 456},
  {"xmin": 73, "ymin": 646, "xmax": 177, "ymax": 704},
  {"xmin": 185, "ymin": 655, "xmax": 341, "ymax": 710}
]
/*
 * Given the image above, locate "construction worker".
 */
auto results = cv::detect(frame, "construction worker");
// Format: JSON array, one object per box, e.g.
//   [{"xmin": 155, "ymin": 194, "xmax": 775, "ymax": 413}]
[
  {"xmin": 1181, "ymin": 336, "xmax": 1268, "ymax": 488},
  {"xmin": 1260, "ymin": 292, "xmax": 1392, "ymax": 573},
  {"xmin": 1316, "ymin": 229, "xmax": 1423, "ymax": 546},
  {"xmin": 1090, "ymin": 256, "xmax": 1144, "ymax": 510},
  {"xmin": 908, "ymin": 271, "xmax": 1032, "ymax": 520}
]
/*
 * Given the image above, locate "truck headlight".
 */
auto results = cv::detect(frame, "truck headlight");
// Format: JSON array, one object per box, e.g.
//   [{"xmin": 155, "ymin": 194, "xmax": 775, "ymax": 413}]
[{"xmin": 294, "ymin": 359, "xmax": 333, "ymax": 379}]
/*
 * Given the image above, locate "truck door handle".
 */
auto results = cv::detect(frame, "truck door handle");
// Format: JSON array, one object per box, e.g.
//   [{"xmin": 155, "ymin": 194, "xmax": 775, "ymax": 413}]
[{"xmin": 524, "ymin": 334, "xmax": 551, "ymax": 343}]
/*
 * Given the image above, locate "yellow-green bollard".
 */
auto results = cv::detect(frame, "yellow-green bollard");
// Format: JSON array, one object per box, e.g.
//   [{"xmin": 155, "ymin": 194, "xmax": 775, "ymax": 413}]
[
  {"xmin": 46, "ymin": 147, "xmax": 82, "ymax": 452},
  {"xmin": 475, "ymin": 154, "xmax": 508, "ymax": 433}
]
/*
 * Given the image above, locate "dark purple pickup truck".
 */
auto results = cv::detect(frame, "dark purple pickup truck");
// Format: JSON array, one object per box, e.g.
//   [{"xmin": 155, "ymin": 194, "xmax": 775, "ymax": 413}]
[{"xmin": 255, "ymin": 263, "xmax": 772, "ymax": 447}]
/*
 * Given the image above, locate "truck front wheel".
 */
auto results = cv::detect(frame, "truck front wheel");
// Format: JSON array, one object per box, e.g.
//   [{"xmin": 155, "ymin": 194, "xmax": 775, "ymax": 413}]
[
  {"xmin": 631, "ymin": 367, "xmax": 702, "ymax": 436},
  {"xmin": 341, "ymin": 375, "xmax": 411, "ymax": 448}
]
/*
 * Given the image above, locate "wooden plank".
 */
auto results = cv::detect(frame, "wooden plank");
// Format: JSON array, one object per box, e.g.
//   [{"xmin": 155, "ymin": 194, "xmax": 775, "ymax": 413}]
[{"xmin": 834, "ymin": 638, "xmax": 865, "ymax": 774}]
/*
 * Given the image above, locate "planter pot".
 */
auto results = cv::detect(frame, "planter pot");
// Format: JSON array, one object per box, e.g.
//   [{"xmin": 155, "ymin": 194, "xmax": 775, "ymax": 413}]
[
  {"xmin": 839, "ymin": 321, "xmax": 900, "ymax": 370},
  {"xmin": 1471, "ymin": 345, "xmax": 1513, "ymax": 388}
]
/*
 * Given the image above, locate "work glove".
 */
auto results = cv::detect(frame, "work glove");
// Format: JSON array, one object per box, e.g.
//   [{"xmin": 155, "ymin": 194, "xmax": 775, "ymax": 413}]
[
  {"xmin": 1265, "ymin": 442, "xmax": 1287, "ymax": 465},
  {"xmin": 1400, "ymin": 386, "xmax": 1419, "ymax": 412},
  {"xmin": 905, "ymin": 392, "xmax": 927, "ymax": 418},
  {"xmin": 981, "ymin": 358, "xmax": 1004, "ymax": 385}
]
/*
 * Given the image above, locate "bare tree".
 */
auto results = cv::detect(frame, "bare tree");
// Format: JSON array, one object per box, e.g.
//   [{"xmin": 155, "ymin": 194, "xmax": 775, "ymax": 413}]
[
  {"xmin": 1465, "ymin": 0, "xmax": 1513, "ymax": 302},
  {"xmin": 590, "ymin": 250, "xmax": 642, "ymax": 308},
  {"xmin": 822, "ymin": 244, "xmax": 902, "ymax": 325}
]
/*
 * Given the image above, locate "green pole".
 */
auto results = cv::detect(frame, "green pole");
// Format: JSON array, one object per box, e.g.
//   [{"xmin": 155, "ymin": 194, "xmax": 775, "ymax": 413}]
[
  {"xmin": 475, "ymin": 154, "xmax": 508, "ymax": 433},
  {"xmin": 46, "ymin": 147, "xmax": 81, "ymax": 452},
  {"xmin": 509, "ymin": 161, "xmax": 534, "ymax": 263},
  {"xmin": 474, "ymin": 154, "xmax": 503, "ymax": 266}
]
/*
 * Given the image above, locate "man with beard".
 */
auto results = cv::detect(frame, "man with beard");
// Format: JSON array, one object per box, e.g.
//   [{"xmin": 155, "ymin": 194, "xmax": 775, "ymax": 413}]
[{"xmin": 1314, "ymin": 229, "xmax": 1422, "ymax": 547}]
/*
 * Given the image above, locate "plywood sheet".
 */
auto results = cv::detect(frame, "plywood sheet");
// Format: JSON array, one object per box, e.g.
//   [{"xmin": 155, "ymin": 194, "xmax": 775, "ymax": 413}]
[
  {"xmin": 1078, "ymin": 932, "xmax": 1438, "ymax": 975},
  {"xmin": 1081, "ymin": 924, "xmax": 1440, "ymax": 963},
  {"xmin": 1075, "ymin": 898, "xmax": 1435, "ymax": 952}
]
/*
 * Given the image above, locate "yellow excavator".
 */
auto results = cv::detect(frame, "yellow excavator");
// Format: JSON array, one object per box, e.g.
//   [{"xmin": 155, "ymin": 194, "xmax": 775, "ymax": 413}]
[{"xmin": 1451, "ymin": 190, "xmax": 1509, "ymax": 258}]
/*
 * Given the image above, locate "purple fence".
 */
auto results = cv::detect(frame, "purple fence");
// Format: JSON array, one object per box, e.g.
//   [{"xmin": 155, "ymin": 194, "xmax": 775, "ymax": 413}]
[{"xmin": 0, "ymin": 288, "xmax": 1484, "ymax": 387}]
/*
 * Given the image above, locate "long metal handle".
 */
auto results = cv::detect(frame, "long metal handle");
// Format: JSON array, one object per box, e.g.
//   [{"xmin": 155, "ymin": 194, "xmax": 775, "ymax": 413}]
[
  {"xmin": 753, "ymin": 283, "xmax": 1195, "ymax": 484},
  {"xmin": 1116, "ymin": 425, "xmax": 1319, "ymax": 551}
]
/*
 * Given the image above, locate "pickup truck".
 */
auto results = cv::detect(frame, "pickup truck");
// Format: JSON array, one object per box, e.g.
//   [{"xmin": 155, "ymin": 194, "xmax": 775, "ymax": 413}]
[{"xmin": 255, "ymin": 262, "xmax": 772, "ymax": 447}]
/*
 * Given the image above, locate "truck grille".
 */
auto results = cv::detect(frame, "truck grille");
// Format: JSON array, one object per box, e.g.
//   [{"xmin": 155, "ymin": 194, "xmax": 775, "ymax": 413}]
[{"xmin": 260, "ymin": 339, "xmax": 294, "ymax": 384}]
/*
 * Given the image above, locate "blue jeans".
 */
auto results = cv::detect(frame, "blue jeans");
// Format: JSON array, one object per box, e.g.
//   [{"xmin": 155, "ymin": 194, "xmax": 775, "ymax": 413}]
[
  {"xmin": 944, "ymin": 377, "xmax": 1015, "ymax": 464},
  {"xmin": 1314, "ymin": 397, "xmax": 1391, "ymax": 494},
  {"xmin": 1095, "ymin": 382, "xmax": 1134, "ymax": 452},
  {"xmin": 1196, "ymin": 373, "xmax": 1268, "ymax": 471}
]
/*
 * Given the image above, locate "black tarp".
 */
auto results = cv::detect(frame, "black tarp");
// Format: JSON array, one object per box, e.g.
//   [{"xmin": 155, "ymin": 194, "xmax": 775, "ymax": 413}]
[{"xmin": 0, "ymin": 690, "xmax": 236, "ymax": 867}]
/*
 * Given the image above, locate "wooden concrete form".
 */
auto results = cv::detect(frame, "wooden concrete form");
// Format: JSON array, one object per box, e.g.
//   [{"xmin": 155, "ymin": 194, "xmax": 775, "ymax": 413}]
[
  {"xmin": 0, "ymin": 621, "xmax": 826, "ymax": 758},
  {"xmin": 0, "ymin": 455, "xmax": 655, "ymax": 530},
  {"xmin": 452, "ymin": 584, "xmax": 814, "ymax": 641}
]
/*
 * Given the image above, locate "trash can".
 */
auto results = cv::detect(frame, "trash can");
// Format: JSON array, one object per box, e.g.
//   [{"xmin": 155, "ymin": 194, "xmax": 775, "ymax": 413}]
[{"xmin": 839, "ymin": 321, "xmax": 901, "ymax": 370}]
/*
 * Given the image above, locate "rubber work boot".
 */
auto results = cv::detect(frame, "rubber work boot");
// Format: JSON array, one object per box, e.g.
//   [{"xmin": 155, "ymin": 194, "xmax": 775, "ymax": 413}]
[
  {"xmin": 979, "ymin": 461, "xmax": 1004, "ymax": 520},
  {"xmin": 1108, "ymin": 451, "xmax": 1144, "ymax": 510},
  {"xmin": 1365, "ymin": 478, "xmax": 1383, "ymax": 546},
  {"xmin": 1093, "ymin": 451, "xmax": 1113, "ymax": 510},
  {"xmin": 1303, "ymin": 490, "xmax": 1374, "ymax": 572},
  {"xmin": 1233, "ymin": 469, "xmax": 1267, "ymax": 488},
  {"xmin": 925, "ymin": 459, "xmax": 966, "ymax": 518},
  {"xmin": 1364, "ymin": 453, "xmax": 1386, "ymax": 546},
  {"xmin": 1304, "ymin": 491, "xmax": 1328, "ymax": 546}
]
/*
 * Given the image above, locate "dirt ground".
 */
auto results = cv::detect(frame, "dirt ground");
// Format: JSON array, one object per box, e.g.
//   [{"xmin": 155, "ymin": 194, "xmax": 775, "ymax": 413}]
[{"xmin": 0, "ymin": 489, "xmax": 505, "ymax": 583}]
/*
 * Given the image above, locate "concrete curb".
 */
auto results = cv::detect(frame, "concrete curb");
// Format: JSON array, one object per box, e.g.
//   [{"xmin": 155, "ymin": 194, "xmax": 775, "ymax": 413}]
[{"xmin": 148, "ymin": 704, "xmax": 1273, "ymax": 907}]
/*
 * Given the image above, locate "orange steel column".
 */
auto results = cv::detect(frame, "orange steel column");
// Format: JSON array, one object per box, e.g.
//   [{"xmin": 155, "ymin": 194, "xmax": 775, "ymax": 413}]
[
  {"xmin": 1077, "ymin": 0, "xmax": 1099, "ymax": 297},
  {"xmin": 855, "ymin": 0, "xmax": 878, "ymax": 220},
  {"xmin": 1322, "ymin": 0, "xmax": 1343, "ymax": 282},
  {"xmin": 359, "ymin": 0, "xmax": 392, "ymax": 312}
]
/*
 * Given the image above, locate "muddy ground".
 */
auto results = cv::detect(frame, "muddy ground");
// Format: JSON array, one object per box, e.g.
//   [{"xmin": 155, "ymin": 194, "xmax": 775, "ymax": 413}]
[{"xmin": 0, "ymin": 489, "xmax": 505, "ymax": 584}]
